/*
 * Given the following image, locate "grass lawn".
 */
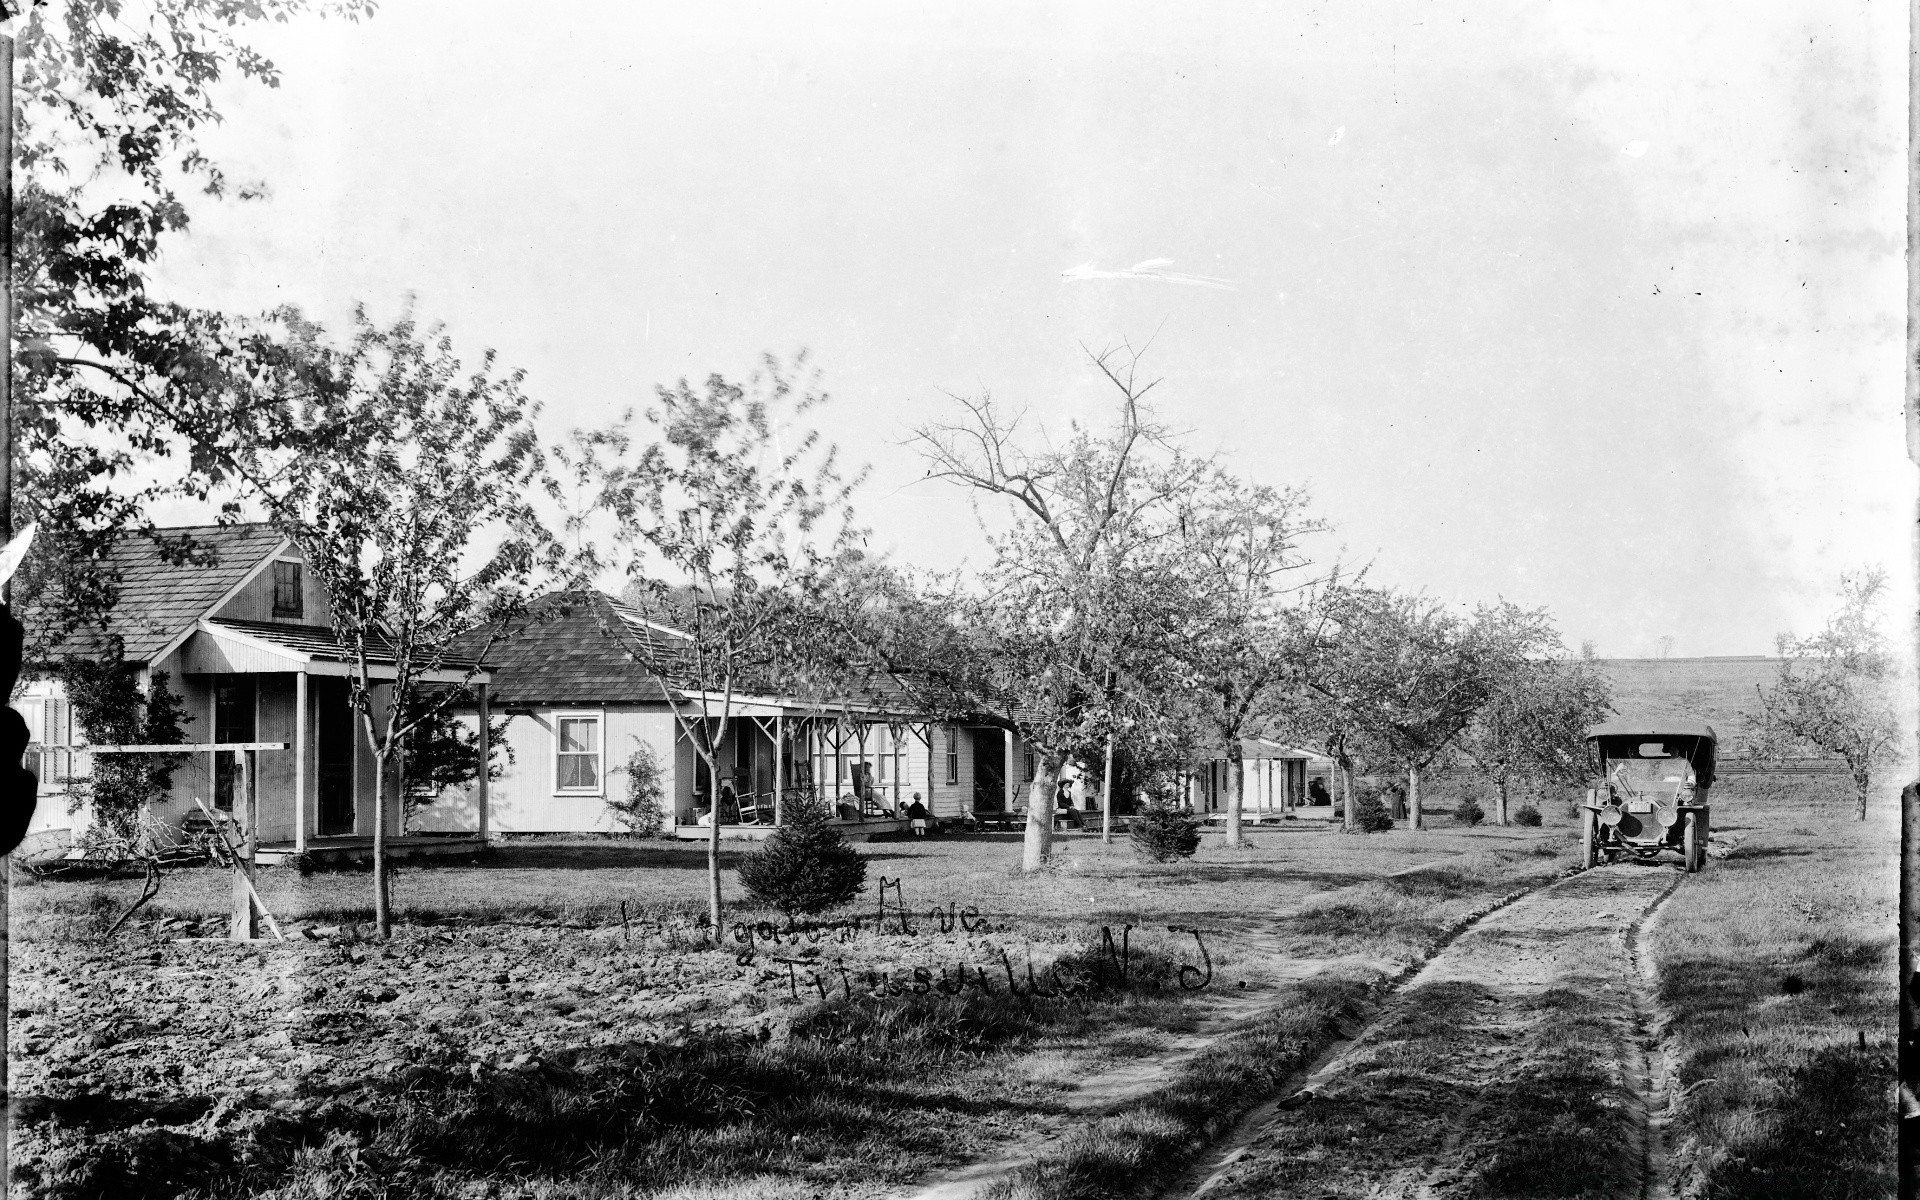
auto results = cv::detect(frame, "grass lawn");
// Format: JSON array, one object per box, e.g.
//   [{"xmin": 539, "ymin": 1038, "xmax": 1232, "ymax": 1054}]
[
  {"xmin": 11, "ymin": 817, "xmax": 1575, "ymax": 1200},
  {"xmin": 1649, "ymin": 773, "xmax": 1896, "ymax": 1199}
]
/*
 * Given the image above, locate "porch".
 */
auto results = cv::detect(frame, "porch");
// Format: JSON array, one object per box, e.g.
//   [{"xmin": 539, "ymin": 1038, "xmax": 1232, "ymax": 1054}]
[{"xmin": 254, "ymin": 833, "xmax": 490, "ymax": 866}]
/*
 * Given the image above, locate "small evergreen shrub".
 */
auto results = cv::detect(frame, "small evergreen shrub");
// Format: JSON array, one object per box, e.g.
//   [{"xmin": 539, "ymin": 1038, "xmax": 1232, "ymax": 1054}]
[
  {"xmin": 1351, "ymin": 792, "xmax": 1394, "ymax": 832},
  {"xmin": 737, "ymin": 796, "xmax": 867, "ymax": 915},
  {"xmin": 1129, "ymin": 802, "xmax": 1202, "ymax": 862},
  {"xmin": 1513, "ymin": 802, "xmax": 1543, "ymax": 827},
  {"xmin": 1453, "ymin": 795, "xmax": 1486, "ymax": 826},
  {"xmin": 608, "ymin": 744, "xmax": 668, "ymax": 837}
]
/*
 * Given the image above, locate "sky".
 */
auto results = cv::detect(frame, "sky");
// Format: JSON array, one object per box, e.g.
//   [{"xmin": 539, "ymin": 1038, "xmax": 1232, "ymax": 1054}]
[{"xmin": 145, "ymin": 0, "xmax": 1911, "ymax": 658}]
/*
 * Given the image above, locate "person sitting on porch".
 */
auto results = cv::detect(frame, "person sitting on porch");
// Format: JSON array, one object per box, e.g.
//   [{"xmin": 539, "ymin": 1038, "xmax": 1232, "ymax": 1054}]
[
  {"xmin": 836, "ymin": 795, "xmax": 861, "ymax": 822},
  {"xmin": 718, "ymin": 783, "xmax": 741, "ymax": 825}
]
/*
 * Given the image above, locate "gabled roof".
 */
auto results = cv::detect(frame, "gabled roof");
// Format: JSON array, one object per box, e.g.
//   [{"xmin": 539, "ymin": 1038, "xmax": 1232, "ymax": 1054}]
[
  {"xmin": 38, "ymin": 523, "xmax": 288, "ymax": 664},
  {"xmin": 204, "ymin": 619, "xmax": 487, "ymax": 671}
]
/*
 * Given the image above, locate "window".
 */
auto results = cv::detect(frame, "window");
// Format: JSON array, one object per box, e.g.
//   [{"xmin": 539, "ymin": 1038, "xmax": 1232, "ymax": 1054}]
[
  {"xmin": 945, "ymin": 728, "xmax": 959, "ymax": 785},
  {"xmin": 271, "ymin": 560, "xmax": 304, "ymax": 618},
  {"xmin": 24, "ymin": 697, "xmax": 72, "ymax": 790},
  {"xmin": 1024, "ymin": 750, "xmax": 1035, "ymax": 782},
  {"xmin": 213, "ymin": 679, "xmax": 257, "ymax": 811},
  {"xmin": 555, "ymin": 714, "xmax": 602, "ymax": 792}
]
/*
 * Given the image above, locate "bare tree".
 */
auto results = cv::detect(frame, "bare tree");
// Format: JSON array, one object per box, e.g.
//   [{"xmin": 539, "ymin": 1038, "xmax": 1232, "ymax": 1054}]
[
  {"xmin": 1751, "ymin": 569, "xmax": 1901, "ymax": 821},
  {"xmin": 907, "ymin": 346, "xmax": 1205, "ymax": 871}
]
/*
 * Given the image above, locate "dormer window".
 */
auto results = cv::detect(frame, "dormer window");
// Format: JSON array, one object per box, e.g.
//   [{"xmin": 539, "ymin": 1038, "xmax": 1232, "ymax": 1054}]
[{"xmin": 272, "ymin": 561, "xmax": 304, "ymax": 618}]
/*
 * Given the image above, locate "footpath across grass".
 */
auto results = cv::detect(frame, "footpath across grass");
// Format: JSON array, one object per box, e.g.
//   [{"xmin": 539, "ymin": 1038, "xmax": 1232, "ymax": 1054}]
[
  {"xmin": 1649, "ymin": 773, "xmax": 1896, "ymax": 1200},
  {"xmin": 11, "ymin": 820, "xmax": 1572, "ymax": 1200}
]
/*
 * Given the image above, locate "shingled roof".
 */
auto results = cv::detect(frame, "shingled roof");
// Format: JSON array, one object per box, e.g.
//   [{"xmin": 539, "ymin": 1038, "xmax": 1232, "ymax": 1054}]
[
  {"xmin": 464, "ymin": 591, "xmax": 688, "ymax": 707},
  {"xmin": 42, "ymin": 523, "xmax": 288, "ymax": 664}
]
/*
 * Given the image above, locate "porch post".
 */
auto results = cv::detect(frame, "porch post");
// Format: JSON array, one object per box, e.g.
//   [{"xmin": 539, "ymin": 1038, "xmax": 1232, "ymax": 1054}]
[
  {"xmin": 773, "ymin": 715, "xmax": 785, "ymax": 827},
  {"xmin": 476, "ymin": 682, "xmax": 491, "ymax": 843},
  {"xmin": 230, "ymin": 746, "xmax": 258, "ymax": 941},
  {"xmin": 1003, "ymin": 728, "xmax": 1015, "ymax": 812},
  {"xmin": 294, "ymin": 672, "xmax": 308, "ymax": 854}
]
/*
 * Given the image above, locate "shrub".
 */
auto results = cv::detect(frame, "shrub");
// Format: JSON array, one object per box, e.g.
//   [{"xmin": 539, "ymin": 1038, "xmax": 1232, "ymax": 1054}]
[
  {"xmin": 608, "ymin": 744, "xmax": 668, "ymax": 837},
  {"xmin": 737, "ymin": 801, "xmax": 867, "ymax": 915},
  {"xmin": 1129, "ymin": 802, "xmax": 1202, "ymax": 862},
  {"xmin": 1513, "ymin": 802, "xmax": 1543, "ymax": 827},
  {"xmin": 1351, "ymin": 792, "xmax": 1394, "ymax": 832},
  {"xmin": 1453, "ymin": 795, "xmax": 1486, "ymax": 826}
]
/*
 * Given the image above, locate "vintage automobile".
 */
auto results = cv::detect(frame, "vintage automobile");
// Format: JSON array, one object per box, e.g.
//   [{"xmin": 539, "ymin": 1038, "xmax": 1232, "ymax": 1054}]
[{"xmin": 1581, "ymin": 720, "xmax": 1713, "ymax": 872}]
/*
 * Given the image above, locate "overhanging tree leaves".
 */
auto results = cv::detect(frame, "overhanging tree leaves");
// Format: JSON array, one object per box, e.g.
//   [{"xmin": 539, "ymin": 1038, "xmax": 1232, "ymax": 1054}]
[{"xmin": 14, "ymin": 0, "xmax": 372, "ymax": 663}]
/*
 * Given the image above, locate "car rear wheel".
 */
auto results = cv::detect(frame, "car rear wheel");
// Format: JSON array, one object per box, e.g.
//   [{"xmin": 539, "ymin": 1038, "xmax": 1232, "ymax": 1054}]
[{"xmin": 1683, "ymin": 811, "xmax": 1704, "ymax": 873}]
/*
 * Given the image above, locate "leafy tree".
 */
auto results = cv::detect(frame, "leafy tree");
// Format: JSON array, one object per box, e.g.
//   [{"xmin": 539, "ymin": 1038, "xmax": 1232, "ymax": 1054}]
[
  {"xmin": 577, "ymin": 353, "xmax": 863, "ymax": 938},
  {"xmin": 1750, "ymin": 569, "xmax": 1902, "ymax": 821},
  {"xmin": 57, "ymin": 658, "xmax": 188, "ymax": 847},
  {"xmin": 231, "ymin": 308, "xmax": 557, "ymax": 937},
  {"xmin": 396, "ymin": 691, "xmax": 512, "ymax": 824},
  {"xmin": 1457, "ymin": 650, "xmax": 1613, "ymax": 824},
  {"xmin": 13, "ymin": 1, "xmax": 370, "ymax": 664},
  {"xmin": 908, "ymin": 347, "xmax": 1205, "ymax": 871},
  {"xmin": 1293, "ymin": 585, "xmax": 1559, "ymax": 830},
  {"xmin": 1167, "ymin": 468, "xmax": 1324, "ymax": 848}
]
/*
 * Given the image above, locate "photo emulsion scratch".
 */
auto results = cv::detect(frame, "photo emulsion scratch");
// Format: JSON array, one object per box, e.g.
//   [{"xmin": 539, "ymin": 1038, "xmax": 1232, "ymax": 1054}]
[{"xmin": 0, "ymin": 2, "xmax": 1909, "ymax": 1198}]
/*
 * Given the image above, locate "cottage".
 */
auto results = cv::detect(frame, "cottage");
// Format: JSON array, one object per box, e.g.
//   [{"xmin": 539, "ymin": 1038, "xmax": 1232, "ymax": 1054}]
[
  {"xmin": 1187, "ymin": 737, "xmax": 1336, "ymax": 816},
  {"xmin": 407, "ymin": 590, "xmax": 1045, "ymax": 839},
  {"xmin": 17, "ymin": 523, "xmax": 492, "ymax": 861}
]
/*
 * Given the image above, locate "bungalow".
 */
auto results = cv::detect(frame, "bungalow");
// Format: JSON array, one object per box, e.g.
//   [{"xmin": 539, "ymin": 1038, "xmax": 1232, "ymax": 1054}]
[
  {"xmin": 1187, "ymin": 737, "xmax": 1337, "ymax": 816},
  {"xmin": 407, "ymin": 590, "xmax": 1046, "ymax": 839},
  {"xmin": 16, "ymin": 523, "xmax": 492, "ymax": 861}
]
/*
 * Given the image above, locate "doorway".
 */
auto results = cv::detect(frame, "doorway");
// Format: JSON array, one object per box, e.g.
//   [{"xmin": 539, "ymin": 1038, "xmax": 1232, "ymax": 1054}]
[
  {"xmin": 313, "ymin": 677, "xmax": 355, "ymax": 836},
  {"xmin": 971, "ymin": 730, "xmax": 1006, "ymax": 813}
]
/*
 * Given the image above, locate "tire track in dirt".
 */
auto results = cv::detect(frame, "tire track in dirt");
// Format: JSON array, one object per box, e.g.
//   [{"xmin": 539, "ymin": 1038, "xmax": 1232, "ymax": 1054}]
[
  {"xmin": 890, "ymin": 857, "xmax": 1551, "ymax": 1200},
  {"xmin": 1165, "ymin": 863, "xmax": 1687, "ymax": 1200}
]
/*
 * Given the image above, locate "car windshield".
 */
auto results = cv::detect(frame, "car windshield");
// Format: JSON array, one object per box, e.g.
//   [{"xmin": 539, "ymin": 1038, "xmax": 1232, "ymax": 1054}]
[{"xmin": 1609, "ymin": 756, "xmax": 1694, "ymax": 799}]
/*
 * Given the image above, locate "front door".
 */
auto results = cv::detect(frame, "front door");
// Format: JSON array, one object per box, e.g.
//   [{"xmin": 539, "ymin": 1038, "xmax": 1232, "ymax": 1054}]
[
  {"xmin": 314, "ymin": 677, "xmax": 355, "ymax": 836},
  {"xmin": 972, "ymin": 730, "xmax": 1005, "ymax": 813}
]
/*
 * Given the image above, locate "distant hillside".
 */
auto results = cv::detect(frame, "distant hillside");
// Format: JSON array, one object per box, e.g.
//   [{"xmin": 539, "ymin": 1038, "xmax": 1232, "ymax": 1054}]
[{"xmin": 1590, "ymin": 656, "xmax": 1781, "ymax": 751}]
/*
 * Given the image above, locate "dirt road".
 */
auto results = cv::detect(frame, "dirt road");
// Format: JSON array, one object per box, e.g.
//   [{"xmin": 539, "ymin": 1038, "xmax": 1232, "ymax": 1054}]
[{"xmin": 1169, "ymin": 862, "xmax": 1681, "ymax": 1200}]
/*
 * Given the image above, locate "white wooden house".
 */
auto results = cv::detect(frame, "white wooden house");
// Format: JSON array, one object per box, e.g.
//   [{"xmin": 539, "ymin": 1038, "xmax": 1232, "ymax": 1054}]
[{"xmin": 18, "ymin": 523, "xmax": 491, "ymax": 862}]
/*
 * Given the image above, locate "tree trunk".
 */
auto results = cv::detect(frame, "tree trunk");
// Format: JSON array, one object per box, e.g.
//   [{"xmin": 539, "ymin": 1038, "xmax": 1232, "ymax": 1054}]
[
  {"xmin": 1497, "ymin": 773, "xmax": 1510, "ymax": 826},
  {"xmin": 1858, "ymin": 772, "xmax": 1871, "ymax": 822},
  {"xmin": 1341, "ymin": 763, "xmax": 1354, "ymax": 831},
  {"xmin": 1101, "ymin": 731, "xmax": 1115, "ymax": 845},
  {"xmin": 706, "ymin": 746, "xmax": 724, "ymax": 939},
  {"xmin": 1223, "ymin": 743, "xmax": 1246, "ymax": 849},
  {"xmin": 1021, "ymin": 751, "xmax": 1061, "ymax": 872},
  {"xmin": 1408, "ymin": 762, "xmax": 1424, "ymax": 831},
  {"xmin": 373, "ymin": 749, "xmax": 391, "ymax": 939}
]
